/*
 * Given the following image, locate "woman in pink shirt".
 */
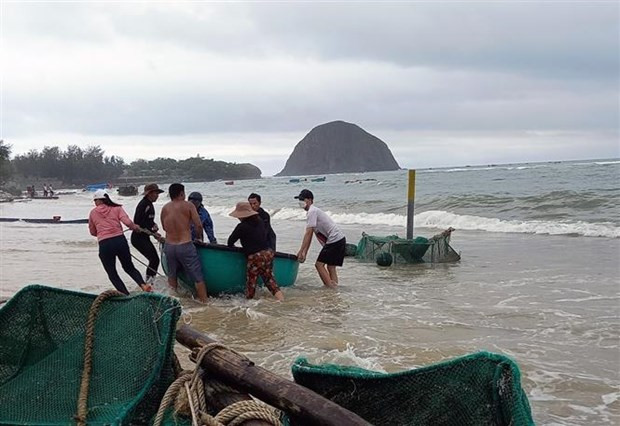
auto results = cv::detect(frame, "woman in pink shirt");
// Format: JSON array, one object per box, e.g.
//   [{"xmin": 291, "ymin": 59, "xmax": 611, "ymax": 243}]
[{"xmin": 88, "ymin": 190, "xmax": 152, "ymax": 294}]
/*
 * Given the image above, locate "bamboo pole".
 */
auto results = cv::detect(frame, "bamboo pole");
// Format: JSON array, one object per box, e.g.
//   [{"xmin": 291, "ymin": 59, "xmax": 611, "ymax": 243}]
[
  {"xmin": 406, "ymin": 169, "xmax": 416, "ymax": 240},
  {"xmin": 176, "ymin": 325, "xmax": 372, "ymax": 426}
]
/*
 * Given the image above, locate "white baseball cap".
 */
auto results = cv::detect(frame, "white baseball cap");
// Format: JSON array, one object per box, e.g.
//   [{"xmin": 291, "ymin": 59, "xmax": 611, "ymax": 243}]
[{"xmin": 93, "ymin": 189, "xmax": 108, "ymax": 200}]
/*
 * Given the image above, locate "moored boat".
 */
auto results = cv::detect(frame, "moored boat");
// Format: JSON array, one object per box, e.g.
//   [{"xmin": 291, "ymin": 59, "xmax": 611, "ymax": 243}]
[
  {"xmin": 161, "ymin": 242, "xmax": 299, "ymax": 295},
  {"xmin": 117, "ymin": 185, "xmax": 138, "ymax": 196}
]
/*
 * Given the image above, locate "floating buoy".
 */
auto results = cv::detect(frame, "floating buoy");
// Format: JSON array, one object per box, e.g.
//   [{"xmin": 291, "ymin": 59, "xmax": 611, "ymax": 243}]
[{"xmin": 376, "ymin": 252, "xmax": 393, "ymax": 267}]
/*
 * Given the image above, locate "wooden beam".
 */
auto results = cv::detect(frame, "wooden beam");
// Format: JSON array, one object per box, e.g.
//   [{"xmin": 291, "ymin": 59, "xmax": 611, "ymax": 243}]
[{"xmin": 176, "ymin": 325, "xmax": 371, "ymax": 426}]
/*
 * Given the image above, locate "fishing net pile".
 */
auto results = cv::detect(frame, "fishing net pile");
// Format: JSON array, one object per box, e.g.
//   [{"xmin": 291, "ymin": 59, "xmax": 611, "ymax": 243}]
[
  {"xmin": 292, "ymin": 351, "xmax": 534, "ymax": 426},
  {"xmin": 355, "ymin": 228, "xmax": 461, "ymax": 264},
  {"xmin": 0, "ymin": 285, "xmax": 180, "ymax": 425}
]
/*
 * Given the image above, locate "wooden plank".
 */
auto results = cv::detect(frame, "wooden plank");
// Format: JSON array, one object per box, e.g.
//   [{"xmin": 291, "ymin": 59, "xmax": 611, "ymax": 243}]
[{"xmin": 176, "ymin": 325, "xmax": 371, "ymax": 426}]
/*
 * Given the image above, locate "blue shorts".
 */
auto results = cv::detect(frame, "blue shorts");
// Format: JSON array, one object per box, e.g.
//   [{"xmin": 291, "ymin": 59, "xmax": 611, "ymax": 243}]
[{"xmin": 164, "ymin": 242, "xmax": 204, "ymax": 283}]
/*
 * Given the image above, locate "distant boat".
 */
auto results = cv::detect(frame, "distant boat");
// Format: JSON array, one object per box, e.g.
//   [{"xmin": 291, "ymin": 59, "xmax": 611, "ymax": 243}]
[
  {"xmin": 289, "ymin": 178, "xmax": 300, "ymax": 183},
  {"xmin": 117, "ymin": 185, "xmax": 138, "ymax": 196},
  {"xmin": 224, "ymin": 181, "xmax": 234, "ymax": 185},
  {"xmin": 311, "ymin": 177, "xmax": 326, "ymax": 182},
  {"xmin": 0, "ymin": 217, "xmax": 88, "ymax": 224},
  {"xmin": 84, "ymin": 183, "xmax": 109, "ymax": 191}
]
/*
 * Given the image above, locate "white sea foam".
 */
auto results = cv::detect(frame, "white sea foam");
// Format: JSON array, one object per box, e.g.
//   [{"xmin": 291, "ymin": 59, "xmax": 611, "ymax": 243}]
[
  {"xmin": 415, "ymin": 210, "xmax": 620, "ymax": 238},
  {"xmin": 208, "ymin": 205, "xmax": 619, "ymax": 238}
]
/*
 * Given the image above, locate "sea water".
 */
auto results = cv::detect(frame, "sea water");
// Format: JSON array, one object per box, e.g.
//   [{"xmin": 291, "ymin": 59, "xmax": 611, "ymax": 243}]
[{"xmin": 0, "ymin": 159, "xmax": 618, "ymax": 424}]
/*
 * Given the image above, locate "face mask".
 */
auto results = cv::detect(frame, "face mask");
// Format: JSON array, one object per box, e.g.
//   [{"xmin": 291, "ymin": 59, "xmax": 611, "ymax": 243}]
[{"xmin": 298, "ymin": 200, "xmax": 306, "ymax": 209}]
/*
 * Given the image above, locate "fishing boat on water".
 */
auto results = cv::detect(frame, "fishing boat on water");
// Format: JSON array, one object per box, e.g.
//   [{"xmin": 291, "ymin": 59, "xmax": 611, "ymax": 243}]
[
  {"xmin": 84, "ymin": 182, "xmax": 109, "ymax": 191},
  {"xmin": 117, "ymin": 185, "xmax": 138, "ymax": 196},
  {"xmin": 0, "ymin": 217, "xmax": 88, "ymax": 224},
  {"xmin": 161, "ymin": 242, "xmax": 299, "ymax": 295}
]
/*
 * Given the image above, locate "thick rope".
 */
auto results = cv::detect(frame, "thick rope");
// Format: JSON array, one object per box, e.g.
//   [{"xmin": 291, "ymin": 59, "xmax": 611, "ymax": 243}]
[
  {"xmin": 153, "ymin": 343, "xmax": 281, "ymax": 426},
  {"xmin": 75, "ymin": 289, "xmax": 125, "ymax": 426}
]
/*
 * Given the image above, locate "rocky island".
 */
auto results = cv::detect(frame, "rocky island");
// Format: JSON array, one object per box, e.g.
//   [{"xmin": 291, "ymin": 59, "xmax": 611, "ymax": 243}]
[{"xmin": 276, "ymin": 121, "xmax": 400, "ymax": 176}]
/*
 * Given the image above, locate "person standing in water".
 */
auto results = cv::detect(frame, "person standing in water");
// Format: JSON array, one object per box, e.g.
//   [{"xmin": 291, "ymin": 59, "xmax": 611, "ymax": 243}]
[
  {"xmin": 295, "ymin": 189, "xmax": 346, "ymax": 288},
  {"xmin": 88, "ymin": 189, "xmax": 151, "ymax": 294},
  {"xmin": 161, "ymin": 183, "xmax": 208, "ymax": 303},
  {"xmin": 228, "ymin": 202, "xmax": 283, "ymax": 301},
  {"xmin": 131, "ymin": 183, "xmax": 164, "ymax": 284},
  {"xmin": 248, "ymin": 192, "xmax": 276, "ymax": 251},
  {"xmin": 188, "ymin": 191, "xmax": 217, "ymax": 243}
]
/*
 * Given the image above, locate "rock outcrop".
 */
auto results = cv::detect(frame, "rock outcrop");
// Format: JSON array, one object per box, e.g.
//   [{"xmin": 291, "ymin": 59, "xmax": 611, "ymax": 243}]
[{"xmin": 276, "ymin": 121, "xmax": 400, "ymax": 176}]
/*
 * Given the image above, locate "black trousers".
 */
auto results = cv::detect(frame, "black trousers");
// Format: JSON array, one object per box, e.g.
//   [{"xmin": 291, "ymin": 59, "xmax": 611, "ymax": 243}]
[
  {"xmin": 131, "ymin": 233, "xmax": 160, "ymax": 278},
  {"xmin": 98, "ymin": 235, "xmax": 145, "ymax": 294}
]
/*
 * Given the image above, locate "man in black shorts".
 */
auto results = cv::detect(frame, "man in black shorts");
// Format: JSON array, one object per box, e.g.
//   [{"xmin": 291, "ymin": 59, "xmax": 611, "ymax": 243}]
[{"xmin": 295, "ymin": 189, "xmax": 346, "ymax": 287}]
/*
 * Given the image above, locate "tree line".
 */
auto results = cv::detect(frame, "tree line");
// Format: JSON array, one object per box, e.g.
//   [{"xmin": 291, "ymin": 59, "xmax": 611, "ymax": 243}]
[{"xmin": 0, "ymin": 141, "xmax": 261, "ymax": 186}]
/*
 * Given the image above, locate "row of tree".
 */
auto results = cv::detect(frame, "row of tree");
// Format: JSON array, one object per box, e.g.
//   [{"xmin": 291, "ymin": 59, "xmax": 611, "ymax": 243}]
[
  {"xmin": 0, "ymin": 141, "xmax": 262, "ymax": 186},
  {"xmin": 126, "ymin": 157, "xmax": 261, "ymax": 181},
  {"xmin": 10, "ymin": 145, "xmax": 125, "ymax": 184}
]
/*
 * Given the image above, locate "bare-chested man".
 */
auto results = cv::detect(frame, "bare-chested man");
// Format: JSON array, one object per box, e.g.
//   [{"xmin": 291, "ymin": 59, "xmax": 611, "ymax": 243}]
[{"xmin": 161, "ymin": 183, "xmax": 208, "ymax": 302}]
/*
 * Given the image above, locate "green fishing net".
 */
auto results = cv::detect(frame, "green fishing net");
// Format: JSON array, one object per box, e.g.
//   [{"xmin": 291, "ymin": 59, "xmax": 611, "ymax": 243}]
[
  {"xmin": 0, "ymin": 285, "xmax": 181, "ymax": 425},
  {"xmin": 292, "ymin": 351, "xmax": 534, "ymax": 426},
  {"xmin": 355, "ymin": 230, "xmax": 461, "ymax": 264}
]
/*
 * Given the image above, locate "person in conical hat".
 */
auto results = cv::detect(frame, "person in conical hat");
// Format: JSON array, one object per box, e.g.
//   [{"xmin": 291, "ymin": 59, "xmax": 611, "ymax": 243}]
[{"xmin": 228, "ymin": 202, "xmax": 283, "ymax": 301}]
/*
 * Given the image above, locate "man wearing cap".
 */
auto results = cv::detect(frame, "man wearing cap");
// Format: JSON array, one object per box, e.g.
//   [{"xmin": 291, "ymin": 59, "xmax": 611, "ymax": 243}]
[
  {"xmin": 295, "ymin": 189, "xmax": 347, "ymax": 287},
  {"xmin": 161, "ymin": 183, "xmax": 208, "ymax": 303},
  {"xmin": 188, "ymin": 192, "xmax": 217, "ymax": 243},
  {"xmin": 131, "ymin": 183, "xmax": 164, "ymax": 284}
]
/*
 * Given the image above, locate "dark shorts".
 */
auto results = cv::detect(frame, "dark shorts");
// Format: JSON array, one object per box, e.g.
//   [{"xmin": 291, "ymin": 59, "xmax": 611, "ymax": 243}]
[
  {"xmin": 164, "ymin": 242, "xmax": 204, "ymax": 283},
  {"xmin": 317, "ymin": 237, "xmax": 346, "ymax": 266}
]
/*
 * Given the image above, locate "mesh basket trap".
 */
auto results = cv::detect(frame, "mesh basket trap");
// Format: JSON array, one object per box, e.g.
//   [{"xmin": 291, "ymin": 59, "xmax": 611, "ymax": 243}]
[
  {"xmin": 0, "ymin": 285, "xmax": 181, "ymax": 425},
  {"xmin": 355, "ymin": 228, "xmax": 461, "ymax": 264},
  {"xmin": 292, "ymin": 351, "xmax": 534, "ymax": 426}
]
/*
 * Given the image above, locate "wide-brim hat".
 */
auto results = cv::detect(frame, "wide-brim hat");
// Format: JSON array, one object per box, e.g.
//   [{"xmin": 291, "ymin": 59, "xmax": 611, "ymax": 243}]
[
  {"xmin": 143, "ymin": 183, "xmax": 164, "ymax": 195},
  {"xmin": 229, "ymin": 201, "xmax": 258, "ymax": 219}
]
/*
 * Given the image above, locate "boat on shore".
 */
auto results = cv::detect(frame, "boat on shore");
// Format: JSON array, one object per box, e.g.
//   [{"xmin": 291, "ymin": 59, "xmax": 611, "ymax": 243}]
[{"xmin": 161, "ymin": 242, "xmax": 299, "ymax": 295}]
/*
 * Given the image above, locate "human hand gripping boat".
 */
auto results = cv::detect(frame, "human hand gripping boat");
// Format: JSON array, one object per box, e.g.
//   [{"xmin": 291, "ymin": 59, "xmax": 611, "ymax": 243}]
[{"xmin": 161, "ymin": 240, "xmax": 300, "ymax": 296}]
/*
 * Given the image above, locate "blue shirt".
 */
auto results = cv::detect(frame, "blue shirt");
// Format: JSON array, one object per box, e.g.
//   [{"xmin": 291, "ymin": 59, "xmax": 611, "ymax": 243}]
[{"xmin": 191, "ymin": 205, "xmax": 217, "ymax": 243}]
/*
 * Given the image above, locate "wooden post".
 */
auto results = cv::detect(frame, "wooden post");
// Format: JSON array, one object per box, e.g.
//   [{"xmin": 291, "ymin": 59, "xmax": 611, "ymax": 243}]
[
  {"xmin": 176, "ymin": 325, "xmax": 372, "ymax": 426},
  {"xmin": 406, "ymin": 169, "xmax": 416, "ymax": 239}
]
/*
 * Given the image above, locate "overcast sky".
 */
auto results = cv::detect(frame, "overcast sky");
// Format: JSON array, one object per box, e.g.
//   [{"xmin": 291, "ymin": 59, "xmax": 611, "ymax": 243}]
[{"xmin": 1, "ymin": 1, "xmax": 618, "ymax": 175}]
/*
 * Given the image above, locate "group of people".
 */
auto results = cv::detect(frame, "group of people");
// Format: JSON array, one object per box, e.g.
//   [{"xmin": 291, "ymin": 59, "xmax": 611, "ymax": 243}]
[
  {"xmin": 88, "ymin": 182, "xmax": 346, "ymax": 303},
  {"xmin": 26, "ymin": 183, "xmax": 54, "ymax": 197}
]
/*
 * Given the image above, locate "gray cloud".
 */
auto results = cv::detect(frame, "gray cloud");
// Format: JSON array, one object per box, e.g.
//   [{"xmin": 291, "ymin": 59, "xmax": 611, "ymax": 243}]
[{"xmin": 1, "ymin": 1, "xmax": 618, "ymax": 168}]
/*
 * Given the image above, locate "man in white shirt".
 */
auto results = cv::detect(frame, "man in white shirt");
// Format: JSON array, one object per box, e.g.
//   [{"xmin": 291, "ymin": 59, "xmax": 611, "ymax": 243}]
[{"xmin": 295, "ymin": 189, "xmax": 346, "ymax": 287}]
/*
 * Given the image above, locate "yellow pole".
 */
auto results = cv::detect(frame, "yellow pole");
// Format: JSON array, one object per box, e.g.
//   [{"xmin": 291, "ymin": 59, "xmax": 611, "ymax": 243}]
[{"xmin": 406, "ymin": 169, "xmax": 416, "ymax": 239}]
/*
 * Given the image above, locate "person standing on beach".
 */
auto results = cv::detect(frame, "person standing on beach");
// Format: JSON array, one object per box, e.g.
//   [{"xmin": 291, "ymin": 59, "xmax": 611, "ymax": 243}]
[
  {"xmin": 88, "ymin": 189, "xmax": 151, "ymax": 294},
  {"xmin": 248, "ymin": 192, "xmax": 276, "ymax": 251},
  {"xmin": 160, "ymin": 183, "xmax": 208, "ymax": 303},
  {"xmin": 131, "ymin": 183, "xmax": 164, "ymax": 284},
  {"xmin": 295, "ymin": 189, "xmax": 346, "ymax": 287},
  {"xmin": 188, "ymin": 191, "xmax": 217, "ymax": 243},
  {"xmin": 228, "ymin": 202, "xmax": 283, "ymax": 301}
]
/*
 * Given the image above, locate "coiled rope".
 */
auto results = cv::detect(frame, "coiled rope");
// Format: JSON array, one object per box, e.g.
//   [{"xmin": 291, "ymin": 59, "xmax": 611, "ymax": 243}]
[
  {"xmin": 75, "ymin": 289, "xmax": 125, "ymax": 426},
  {"xmin": 153, "ymin": 343, "xmax": 281, "ymax": 426}
]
